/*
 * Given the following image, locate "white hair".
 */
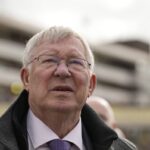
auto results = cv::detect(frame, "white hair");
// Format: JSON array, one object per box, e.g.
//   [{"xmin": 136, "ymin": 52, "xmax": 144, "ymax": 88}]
[{"xmin": 23, "ymin": 26, "xmax": 95, "ymax": 72}]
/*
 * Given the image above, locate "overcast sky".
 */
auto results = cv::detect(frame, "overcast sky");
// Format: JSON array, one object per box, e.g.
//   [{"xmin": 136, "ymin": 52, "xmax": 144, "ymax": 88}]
[{"xmin": 1, "ymin": 0, "xmax": 150, "ymax": 43}]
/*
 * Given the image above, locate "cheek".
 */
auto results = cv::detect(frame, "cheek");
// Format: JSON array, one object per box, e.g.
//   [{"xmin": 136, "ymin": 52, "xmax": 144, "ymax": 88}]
[
  {"xmin": 75, "ymin": 72, "xmax": 91, "ymax": 95},
  {"xmin": 76, "ymin": 74, "xmax": 89, "ymax": 87},
  {"xmin": 29, "ymin": 68, "xmax": 51, "ymax": 89}
]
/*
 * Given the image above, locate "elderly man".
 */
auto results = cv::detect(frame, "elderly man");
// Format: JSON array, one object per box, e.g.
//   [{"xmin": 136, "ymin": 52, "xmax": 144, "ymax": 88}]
[{"xmin": 0, "ymin": 26, "xmax": 136, "ymax": 150}]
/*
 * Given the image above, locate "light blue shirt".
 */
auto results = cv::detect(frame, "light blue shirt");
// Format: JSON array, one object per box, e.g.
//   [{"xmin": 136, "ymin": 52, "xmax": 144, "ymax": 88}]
[{"xmin": 27, "ymin": 109, "xmax": 85, "ymax": 150}]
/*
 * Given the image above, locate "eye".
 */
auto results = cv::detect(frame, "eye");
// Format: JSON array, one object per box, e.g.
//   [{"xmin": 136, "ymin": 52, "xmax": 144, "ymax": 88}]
[
  {"xmin": 69, "ymin": 58, "xmax": 84, "ymax": 66},
  {"xmin": 41, "ymin": 56, "xmax": 58, "ymax": 64}
]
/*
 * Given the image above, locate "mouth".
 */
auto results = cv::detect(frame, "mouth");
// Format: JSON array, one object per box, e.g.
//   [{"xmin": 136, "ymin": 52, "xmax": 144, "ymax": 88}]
[{"xmin": 51, "ymin": 85, "xmax": 74, "ymax": 92}]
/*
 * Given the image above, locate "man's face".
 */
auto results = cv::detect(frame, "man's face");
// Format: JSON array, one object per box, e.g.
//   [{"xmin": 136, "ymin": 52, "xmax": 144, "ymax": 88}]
[{"xmin": 21, "ymin": 36, "xmax": 96, "ymax": 116}]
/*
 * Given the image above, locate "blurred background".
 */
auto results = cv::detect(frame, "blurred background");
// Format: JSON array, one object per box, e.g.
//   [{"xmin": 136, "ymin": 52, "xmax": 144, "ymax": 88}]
[{"xmin": 0, "ymin": 0, "xmax": 150, "ymax": 149}]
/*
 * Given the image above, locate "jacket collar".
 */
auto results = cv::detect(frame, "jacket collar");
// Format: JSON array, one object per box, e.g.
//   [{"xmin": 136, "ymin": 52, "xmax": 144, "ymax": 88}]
[{"xmin": 82, "ymin": 104, "xmax": 118, "ymax": 150}]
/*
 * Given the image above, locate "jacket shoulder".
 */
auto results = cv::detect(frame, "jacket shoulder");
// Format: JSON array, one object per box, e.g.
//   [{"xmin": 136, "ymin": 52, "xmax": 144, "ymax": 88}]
[{"xmin": 110, "ymin": 138, "xmax": 137, "ymax": 150}]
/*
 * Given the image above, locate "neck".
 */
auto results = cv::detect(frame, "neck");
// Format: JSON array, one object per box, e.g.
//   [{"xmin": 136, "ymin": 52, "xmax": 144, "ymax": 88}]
[{"xmin": 36, "ymin": 111, "xmax": 81, "ymax": 138}]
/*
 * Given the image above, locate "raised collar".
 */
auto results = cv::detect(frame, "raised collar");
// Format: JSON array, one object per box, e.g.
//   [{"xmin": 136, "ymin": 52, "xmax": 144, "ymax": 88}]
[{"xmin": 81, "ymin": 104, "xmax": 118, "ymax": 150}]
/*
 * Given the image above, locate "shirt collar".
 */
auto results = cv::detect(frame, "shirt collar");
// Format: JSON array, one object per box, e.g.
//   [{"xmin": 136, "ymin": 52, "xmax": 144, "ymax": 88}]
[{"xmin": 27, "ymin": 109, "xmax": 83, "ymax": 149}]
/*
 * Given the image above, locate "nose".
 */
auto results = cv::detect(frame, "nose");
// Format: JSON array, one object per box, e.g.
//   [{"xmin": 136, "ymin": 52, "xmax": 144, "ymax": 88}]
[{"xmin": 54, "ymin": 62, "xmax": 71, "ymax": 78}]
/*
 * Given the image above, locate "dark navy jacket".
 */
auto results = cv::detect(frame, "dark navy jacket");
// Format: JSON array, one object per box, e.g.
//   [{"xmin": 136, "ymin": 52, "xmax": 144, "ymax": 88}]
[{"xmin": 0, "ymin": 90, "xmax": 137, "ymax": 150}]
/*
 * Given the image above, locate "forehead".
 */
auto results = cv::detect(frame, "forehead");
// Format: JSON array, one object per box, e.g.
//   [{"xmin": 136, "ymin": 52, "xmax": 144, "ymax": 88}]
[{"xmin": 32, "ymin": 36, "xmax": 86, "ymax": 58}]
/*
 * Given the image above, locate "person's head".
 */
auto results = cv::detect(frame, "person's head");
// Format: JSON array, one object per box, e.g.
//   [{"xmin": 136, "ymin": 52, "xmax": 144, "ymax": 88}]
[
  {"xmin": 87, "ymin": 96, "xmax": 116, "ymax": 129},
  {"xmin": 87, "ymin": 96, "xmax": 126, "ymax": 138},
  {"xmin": 20, "ymin": 26, "xmax": 96, "ymax": 118}
]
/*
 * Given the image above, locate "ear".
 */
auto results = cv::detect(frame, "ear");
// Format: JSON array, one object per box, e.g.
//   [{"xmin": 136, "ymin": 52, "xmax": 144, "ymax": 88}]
[
  {"xmin": 20, "ymin": 67, "xmax": 30, "ymax": 91},
  {"xmin": 88, "ymin": 73, "xmax": 96, "ymax": 97}
]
